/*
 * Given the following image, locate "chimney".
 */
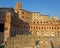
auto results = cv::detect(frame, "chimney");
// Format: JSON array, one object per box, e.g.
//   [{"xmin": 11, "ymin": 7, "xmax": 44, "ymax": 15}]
[{"xmin": 15, "ymin": 2, "xmax": 22, "ymax": 9}]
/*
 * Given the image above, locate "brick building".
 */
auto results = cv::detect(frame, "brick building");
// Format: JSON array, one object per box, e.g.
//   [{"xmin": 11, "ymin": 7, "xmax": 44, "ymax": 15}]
[
  {"xmin": 0, "ymin": 2, "xmax": 60, "ymax": 48},
  {"xmin": 15, "ymin": 2, "xmax": 60, "ymax": 37}
]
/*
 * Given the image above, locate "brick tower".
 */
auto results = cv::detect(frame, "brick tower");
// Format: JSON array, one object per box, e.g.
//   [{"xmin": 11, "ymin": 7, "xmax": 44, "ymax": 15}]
[{"xmin": 15, "ymin": 2, "xmax": 22, "ymax": 9}]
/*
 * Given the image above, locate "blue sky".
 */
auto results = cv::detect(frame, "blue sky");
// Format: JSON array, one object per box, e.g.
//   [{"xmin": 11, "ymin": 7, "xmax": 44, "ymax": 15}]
[{"xmin": 0, "ymin": 0, "xmax": 60, "ymax": 19}]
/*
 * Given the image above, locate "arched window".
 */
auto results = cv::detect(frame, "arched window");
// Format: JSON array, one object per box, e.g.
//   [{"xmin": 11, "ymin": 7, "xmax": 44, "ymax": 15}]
[
  {"xmin": 22, "ymin": 12, "xmax": 24, "ymax": 14},
  {"xmin": 22, "ymin": 16, "xmax": 24, "ymax": 18},
  {"xmin": 36, "ymin": 27, "xmax": 38, "ymax": 29},
  {"xmin": 30, "ymin": 26, "xmax": 32, "ymax": 29},
  {"xmin": 39, "ymin": 27, "xmax": 40, "ymax": 29},
  {"xmin": 40, "ymin": 22, "xmax": 42, "ymax": 23},
  {"xmin": 47, "ymin": 27, "xmax": 48, "ymax": 29},
  {"xmin": 57, "ymin": 27, "xmax": 59, "ymax": 29},
  {"xmin": 37, "ymin": 21, "xmax": 39, "ymax": 23},
  {"xmin": 34, "ymin": 22, "xmax": 35, "ymax": 23},
  {"xmin": 55, "ymin": 27, "xmax": 56, "ymax": 29},
  {"xmin": 44, "ymin": 22, "xmax": 45, "ymax": 23},
  {"xmin": 34, "ymin": 27, "xmax": 35, "ymax": 29},
  {"xmin": 42, "ymin": 27, "xmax": 43, "ymax": 29},
  {"xmin": 44, "ymin": 27, "xmax": 46, "ymax": 29},
  {"xmin": 47, "ymin": 21, "xmax": 48, "ymax": 23},
  {"xmin": 52, "ymin": 27, "xmax": 53, "ymax": 29}
]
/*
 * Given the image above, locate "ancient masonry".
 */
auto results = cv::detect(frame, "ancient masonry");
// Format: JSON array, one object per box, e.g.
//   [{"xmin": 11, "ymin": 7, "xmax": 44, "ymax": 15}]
[{"xmin": 0, "ymin": 2, "xmax": 60, "ymax": 48}]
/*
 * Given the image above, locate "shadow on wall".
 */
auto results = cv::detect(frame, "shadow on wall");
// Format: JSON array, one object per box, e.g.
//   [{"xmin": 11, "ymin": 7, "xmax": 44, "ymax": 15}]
[
  {"xmin": 10, "ymin": 10, "xmax": 31, "ymax": 37},
  {"xmin": 19, "ymin": 19, "xmax": 31, "ymax": 35},
  {"xmin": 50, "ymin": 40, "xmax": 54, "ymax": 48},
  {"xmin": 0, "ymin": 45, "xmax": 4, "ymax": 48},
  {"xmin": 0, "ymin": 24, "xmax": 4, "ymax": 32}
]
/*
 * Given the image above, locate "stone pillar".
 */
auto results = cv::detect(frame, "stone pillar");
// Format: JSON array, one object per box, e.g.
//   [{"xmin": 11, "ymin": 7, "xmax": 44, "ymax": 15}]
[{"xmin": 4, "ymin": 12, "xmax": 11, "ymax": 44}]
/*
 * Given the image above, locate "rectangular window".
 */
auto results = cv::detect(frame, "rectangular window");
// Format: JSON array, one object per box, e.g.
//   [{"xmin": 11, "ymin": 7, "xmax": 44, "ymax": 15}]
[
  {"xmin": 39, "ymin": 27, "xmax": 40, "ymax": 29},
  {"xmin": 22, "ymin": 16, "xmax": 24, "ymax": 18}
]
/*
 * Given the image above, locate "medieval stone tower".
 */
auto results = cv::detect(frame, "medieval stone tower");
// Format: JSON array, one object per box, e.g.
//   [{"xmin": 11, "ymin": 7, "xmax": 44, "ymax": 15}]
[{"xmin": 15, "ymin": 2, "xmax": 22, "ymax": 9}]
